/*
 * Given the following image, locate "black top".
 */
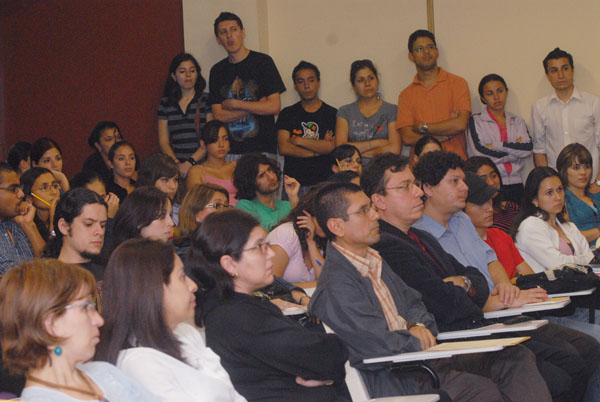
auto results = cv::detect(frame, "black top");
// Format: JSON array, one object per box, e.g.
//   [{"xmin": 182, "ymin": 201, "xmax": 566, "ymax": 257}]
[
  {"xmin": 276, "ymin": 101, "xmax": 337, "ymax": 186},
  {"xmin": 373, "ymin": 220, "xmax": 490, "ymax": 331},
  {"xmin": 209, "ymin": 51, "xmax": 286, "ymax": 154},
  {"xmin": 203, "ymin": 291, "xmax": 347, "ymax": 402},
  {"xmin": 83, "ymin": 152, "xmax": 112, "ymax": 184}
]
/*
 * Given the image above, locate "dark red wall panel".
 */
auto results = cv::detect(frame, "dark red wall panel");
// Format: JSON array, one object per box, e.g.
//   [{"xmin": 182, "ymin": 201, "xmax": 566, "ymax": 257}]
[{"xmin": 0, "ymin": 0, "xmax": 184, "ymax": 175}]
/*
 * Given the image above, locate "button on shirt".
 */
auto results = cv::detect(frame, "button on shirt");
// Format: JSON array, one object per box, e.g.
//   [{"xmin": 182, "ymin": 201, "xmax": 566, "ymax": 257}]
[
  {"xmin": 0, "ymin": 219, "xmax": 34, "ymax": 274},
  {"xmin": 332, "ymin": 242, "xmax": 408, "ymax": 331},
  {"xmin": 413, "ymin": 212, "xmax": 497, "ymax": 291},
  {"xmin": 531, "ymin": 88, "xmax": 600, "ymax": 179}
]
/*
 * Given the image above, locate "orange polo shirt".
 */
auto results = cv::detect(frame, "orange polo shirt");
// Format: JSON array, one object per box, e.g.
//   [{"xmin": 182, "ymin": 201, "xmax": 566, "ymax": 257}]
[{"xmin": 397, "ymin": 67, "xmax": 471, "ymax": 159}]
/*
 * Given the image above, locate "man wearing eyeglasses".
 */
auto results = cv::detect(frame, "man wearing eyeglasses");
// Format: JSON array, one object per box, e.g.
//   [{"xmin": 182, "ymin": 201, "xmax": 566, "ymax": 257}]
[
  {"xmin": 0, "ymin": 163, "xmax": 44, "ymax": 274},
  {"xmin": 307, "ymin": 182, "xmax": 549, "ymax": 401},
  {"xmin": 397, "ymin": 29, "xmax": 471, "ymax": 160}
]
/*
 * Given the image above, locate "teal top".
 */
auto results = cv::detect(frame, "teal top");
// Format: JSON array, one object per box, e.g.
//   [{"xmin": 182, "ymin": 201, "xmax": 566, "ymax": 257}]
[{"xmin": 235, "ymin": 198, "xmax": 291, "ymax": 231}]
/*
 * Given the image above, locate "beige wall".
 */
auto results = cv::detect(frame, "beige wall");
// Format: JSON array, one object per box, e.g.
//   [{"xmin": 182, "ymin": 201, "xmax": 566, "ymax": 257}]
[{"xmin": 183, "ymin": 0, "xmax": 600, "ymax": 173}]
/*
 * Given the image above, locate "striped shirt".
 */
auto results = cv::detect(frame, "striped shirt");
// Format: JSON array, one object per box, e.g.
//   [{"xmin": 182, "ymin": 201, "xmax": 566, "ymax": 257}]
[
  {"xmin": 332, "ymin": 242, "xmax": 407, "ymax": 331},
  {"xmin": 157, "ymin": 92, "xmax": 210, "ymax": 161},
  {"xmin": 0, "ymin": 219, "xmax": 33, "ymax": 274}
]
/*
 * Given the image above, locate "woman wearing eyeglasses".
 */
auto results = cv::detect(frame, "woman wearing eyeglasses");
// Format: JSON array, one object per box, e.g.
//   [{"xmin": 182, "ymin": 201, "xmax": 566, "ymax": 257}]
[
  {"xmin": 174, "ymin": 183, "xmax": 231, "ymax": 263},
  {"xmin": 0, "ymin": 259, "xmax": 156, "ymax": 402},
  {"xmin": 187, "ymin": 120, "xmax": 238, "ymax": 206},
  {"xmin": 188, "ymin": 209, "xmax": 348, "ymax": 402},
  {"xmin": 20, "ymin": 167, "xmax": 61, "ymax": 240},
  {"xmin": 335, "ymin": 59, "xmax": 400, "ymax": 166}
]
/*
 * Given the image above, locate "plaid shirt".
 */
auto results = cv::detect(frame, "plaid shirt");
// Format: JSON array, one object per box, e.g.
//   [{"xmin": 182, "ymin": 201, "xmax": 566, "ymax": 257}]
[
  {"xmin": 0, "ymin": 219, "xmax": 33, "ymax": 274},
  {"xmin": 332, "ymin": 242, "xmax": 407, "ymax": 331}
]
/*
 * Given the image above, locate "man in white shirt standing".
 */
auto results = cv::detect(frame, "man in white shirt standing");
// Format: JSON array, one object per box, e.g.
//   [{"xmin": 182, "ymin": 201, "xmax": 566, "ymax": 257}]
[{"xmin": 531, "ymin": 47, "xmax": 600, "ymax": 189}]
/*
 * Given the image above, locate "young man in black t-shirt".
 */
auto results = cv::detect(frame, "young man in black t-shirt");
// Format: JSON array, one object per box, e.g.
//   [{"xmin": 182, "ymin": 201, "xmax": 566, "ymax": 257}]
[
  {"xmin": 276, "ymin": 61, "xmax": 336, "ymax": 190},
  {"xmin": 209, "ymin": 12, "xmax": 285, "ymax": 158}
]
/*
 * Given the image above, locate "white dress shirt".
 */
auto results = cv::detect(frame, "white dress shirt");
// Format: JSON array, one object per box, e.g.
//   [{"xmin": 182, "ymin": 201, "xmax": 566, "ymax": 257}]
[{"xmin": 530, "ymin": 88, "xmax": 600, "ymax": 179}]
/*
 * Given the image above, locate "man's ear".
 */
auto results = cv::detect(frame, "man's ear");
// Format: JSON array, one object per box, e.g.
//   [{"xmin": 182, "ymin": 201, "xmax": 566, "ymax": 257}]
[
  {"xmin": 57, "ymin": 218, "xmax": 70, "ymax": 236},
  {"xmin": 327, "ymin": 217, "xmax": 344, "ymax": 239},
  {"xmin": 219, "ymin": 255, "xmax": 237, "ymax": 277},
  {"xmin": 371, "ymin": 193, "xmax": 386, "ymax": 212},
  {"xmin": 408, "ymin": 51, "xmax": 415, "ymax": 63},
  {"xmin": 422, "ymin": 182, "xmax": 434, "ymax": 198}
]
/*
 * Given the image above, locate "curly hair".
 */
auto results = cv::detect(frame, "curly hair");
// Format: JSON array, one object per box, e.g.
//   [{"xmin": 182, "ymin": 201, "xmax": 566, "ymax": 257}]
[
  {"xmin": 233, "ymin": 153, "xmax": 281, "ymax": 200},
  {"xmin": 413, "ymin": 151, "xmax": 465, "ymax": 187}
]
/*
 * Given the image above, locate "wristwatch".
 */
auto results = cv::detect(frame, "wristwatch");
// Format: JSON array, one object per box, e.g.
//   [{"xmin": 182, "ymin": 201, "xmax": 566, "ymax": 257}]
[
  {"xmin": 420, "ymin": 123, "xmax": 429, "ymax": 134},
  {"xmin": 461, "ymin": 275, "xmax": 473, "ymax": 293},
  {"xmin": 408, "ymin": 322, "xmax": 426, "ymax": 329},
  {"xmin": 185, "ymin": 157, "xmax": 197, "ymax": 166}
]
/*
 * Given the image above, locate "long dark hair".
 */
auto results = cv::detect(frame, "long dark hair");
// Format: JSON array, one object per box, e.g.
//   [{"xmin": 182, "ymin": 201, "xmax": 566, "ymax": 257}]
[
  {"xmin": 511, "ymin": 166, "xmax": 567, "ymax": 239},
  {"xmin": 556, "ymin": 143, "xmax": 593, "ymax": 193},
  {"xmin": 30, "ymin": 137, "xmax": 62, "ymax": 166},
  {"xmin": 162, "ymin": 53, "xmax": 207, "ymax": 105},
  {"xmin": 20, "ymin": 167, "xmax": 55, "ymax": 240},
  {"xmin": 96, "ymin": 239, "xmax": 183, "ymax": 364},
  {"xmin": 112, "ymin": 186, "xmax": 170, "ymax": 250},
  {"xmin": 464, "ymin": 156, "xmax": 506, "ymax": 211}
]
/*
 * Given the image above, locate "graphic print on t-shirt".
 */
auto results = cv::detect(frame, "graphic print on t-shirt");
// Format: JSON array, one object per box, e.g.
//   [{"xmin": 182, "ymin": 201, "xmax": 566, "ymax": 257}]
[
  {"xmin": 349, "ymin": 114, "xmax": 386, "ymax": 142},
  {"xmin": 223, "ymin": 77, "xmax": 259, "ymax": 142},
  {"xmin": 300, "ymin": 122, "xmax": 319, "ymax": 140}
]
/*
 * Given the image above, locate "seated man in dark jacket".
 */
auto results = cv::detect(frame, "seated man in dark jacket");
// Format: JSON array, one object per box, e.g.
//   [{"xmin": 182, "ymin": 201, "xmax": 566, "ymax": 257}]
[{"xmin": 362, "ymin": 152, "xmax": 600, "ymax": 401}]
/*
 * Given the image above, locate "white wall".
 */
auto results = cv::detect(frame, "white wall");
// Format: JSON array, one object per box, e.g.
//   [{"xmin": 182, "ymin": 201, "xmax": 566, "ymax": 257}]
[{"xmin": 183, "ymin": 0, "xmax": 600, "ymax": 172}]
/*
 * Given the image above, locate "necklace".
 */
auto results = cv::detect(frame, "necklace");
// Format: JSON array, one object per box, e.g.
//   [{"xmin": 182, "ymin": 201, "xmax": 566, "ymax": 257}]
[{"xmin": 27, "ymin": 370, "xmax": 104, "ymax": 400}]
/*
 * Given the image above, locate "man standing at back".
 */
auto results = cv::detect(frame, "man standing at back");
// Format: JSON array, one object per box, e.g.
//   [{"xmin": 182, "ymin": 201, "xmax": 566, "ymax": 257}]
[
  {"xmin": 531, "ymin": 47, "xmax": 600, "ymax": 185},
  {"xmin": 277, "ymin": 61, "xmax": 336, "ymax": 192},
  {"xmin": 397, "ymin": 29, "xmax": 471, "ymax": 159},
  {"xmin": 209, "ymin": 12, "xmax": 286, "ymax": 160}
]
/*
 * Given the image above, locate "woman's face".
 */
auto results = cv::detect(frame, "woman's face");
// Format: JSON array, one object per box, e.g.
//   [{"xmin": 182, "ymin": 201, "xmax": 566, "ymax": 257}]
[
  {"xmin": 162, "ymin": 254, "xmax": 198, "ymax": 330},
  {"xmin": 96, "ymin": 127, "xmax": 122, "ymax": 157},
  {"xmin": 155, "ymin": 176, "xmax": 179, "ymax": 200},
  {"xmin": 30, "ymin": 172, "xmax": 60, "ymax": 213},
  {"xmin": 336, "ymin": 151, "xmax": 363, "ymax": 175},
  {"xmin": 195, "ymin": 191, "xmax": 229, "ymax": 224},
  {"xmin": 49, "ymin": 289, "xmax": 103, "ymax": 364},
  {"xmin": 206, "ymin": 128, "xmax": 230, "ymax": 160},
  {"xmin": 140, "ymin": 201, "xmax": 174, "ymax": 242},
  {"xmin": 110, "ymin": 145, "xmax": 136, "ymax": 179},
  {"xmin": 36, "ymin": 147, "xmax": 63, "ymax": 172},
  {"xmin": 230, "ymin": 226, "xmax": 275, "ymax": 294},
  {"xmin": 535, "ymin": 176, "xmax": 565, "ymax": 218},
  {"xmin": 85, "ymin": 180, "xmax": 107, "ymax": 198},
  {"xmin": 352, "ymin": 67, "xmax": 379, "ymax": 99},
  {"xmin": 481, "ymin": 80, "xmax": 508, "ymax": 114},
  {"xmin": 566, "ymin": 157, "xmax": 592, "ymax": 190},
  {"xmin": 476, "ymin": 164, "xmax": 501, "ymax": 190},
  {"xmin": 171, "ymin": 60, "xmax": 198, "ymax": 91}
]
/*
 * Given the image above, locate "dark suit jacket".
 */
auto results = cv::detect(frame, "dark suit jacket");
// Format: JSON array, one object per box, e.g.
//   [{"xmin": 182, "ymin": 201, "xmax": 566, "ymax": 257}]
[{"xmin": 373, "ymin": 219, "xmax": 490, "ymax": 331}]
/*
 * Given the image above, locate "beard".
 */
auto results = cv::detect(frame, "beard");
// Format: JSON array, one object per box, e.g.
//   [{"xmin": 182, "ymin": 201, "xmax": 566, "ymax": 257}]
[{"xmin": 79, "ymin": 249, "xmax": 100, "ymax": 261}]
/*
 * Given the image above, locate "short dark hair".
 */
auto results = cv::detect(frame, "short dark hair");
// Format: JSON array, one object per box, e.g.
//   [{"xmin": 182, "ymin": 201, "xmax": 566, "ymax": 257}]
[
  {"xmin": 464, "ymin": 156, "xmax": 507, "ymax": 211},
  {"xmin": 292, "ymin": 60, "xmax": 320, "ymax": 82},
  {"xmin": 43, "ymin": 188, "xmax": 107, "ymax": 258},
  {"xmin": 233, "ymin": 153, "xmax": 281, "ymax": 200},
  {"xmin": 556, "ymin": 143, "xmax": 593, "ymax": 191},
  {"xmin": 112, "ymin": 186, "xmax": 170, "ymax": 250},
  {"xmin": 478, "ymin": 74, "xmax": 508, "ymax": 102},
  {"xmin": 512, "ymin": 167, "xmax": 567, "ymax": 238},
  {"xmin": 107, "ymin": 141, "xmax": 135, "ymax": 163},
  {"xmin": 30, "ymin": 137, "xmax": 62, "ymax": 166},
  {"xmin": 162, "ymin": 53, "xmax": 207, "ymax": 105},
  {"xmin": 136, "ymin": 153, "xmax": 178, "ymax": 187},
  {"xmin": 7, "ymin": 142, "xmax": 31, "ymax": 171},
  {"xmin": 88, "ymin": 121, "xmax": 122, "ymax": 148},
  {"xmin": 350, "ymin": 59, "xmax": 378, "ymax": 85},
  {"xmin": 414, "ymin": 136, "xmax": 442, "ymax": 157},
  {"xmin": 187, "ymin": 209, "xmax": 259, "ymax": 301},
  {"xmin": 97, "ymin": 239, "xmax": 183, "ymax": 364},
  {"xmin": 408, "ymin": 29, "xmax": 436, "ymax": 52},
  {"xmin": 315, "ymin": 182, "xmax": 362, "ymax": 240},
  {"xmin": 0, "ymin": 162, "xmax": 16, "ymax": 183},
  {"xmin": 327, "ymin": 170, "xmax": 360, "ymax": 184},
  {"xmin": 200, "ymin": 120, "xmax": 230, "ymax": 146},
  {"xmin": 361, "ymin": 153, "xmax": 410, "ymax": 197},
  {"xmin": 413, "ymin": 151, "xmax": 464, "ymax": 187},
  {"xmin": 543, "ymin": 47, "xmax": 573, "ymax": 73},
  {"xmin": 214, "ymin": 11, "xmax": 243, "ymax": 36}
]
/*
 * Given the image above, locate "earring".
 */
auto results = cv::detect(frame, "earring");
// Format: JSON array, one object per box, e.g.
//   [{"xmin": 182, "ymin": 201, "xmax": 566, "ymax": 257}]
[
  {"xmin": 232, "ymin": 272, "xmax": 239, "ymax": 278},
  {"xmin": 54, "ymin": 347, "xmax": 62, "ymax": 356}
]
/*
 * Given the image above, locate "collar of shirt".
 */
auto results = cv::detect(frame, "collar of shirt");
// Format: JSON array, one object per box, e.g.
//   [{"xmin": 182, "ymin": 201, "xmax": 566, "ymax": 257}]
[
  {"xmin": 479, "ymin": 107, "xmax": 517, "ymax": 124},
  {"xmin": 332, "ymin": 241, "xmax": 383, "ymax": 279},
  {"xmin": 411, "ymin": 67, "xmax": 448, "ymax": 88},
  {"xmin": 550, "ymin": 87, "xmax": 583, "ymax": 104},
  {"xmin": 415, "ymin": 213, "xmax": 448, "ymax": 240}
]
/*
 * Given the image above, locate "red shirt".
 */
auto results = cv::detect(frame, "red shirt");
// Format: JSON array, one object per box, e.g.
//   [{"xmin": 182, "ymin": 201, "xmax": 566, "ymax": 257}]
[{"xmin": 484, "ymin": 228, "xmax": 524, "ymax": 278}]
